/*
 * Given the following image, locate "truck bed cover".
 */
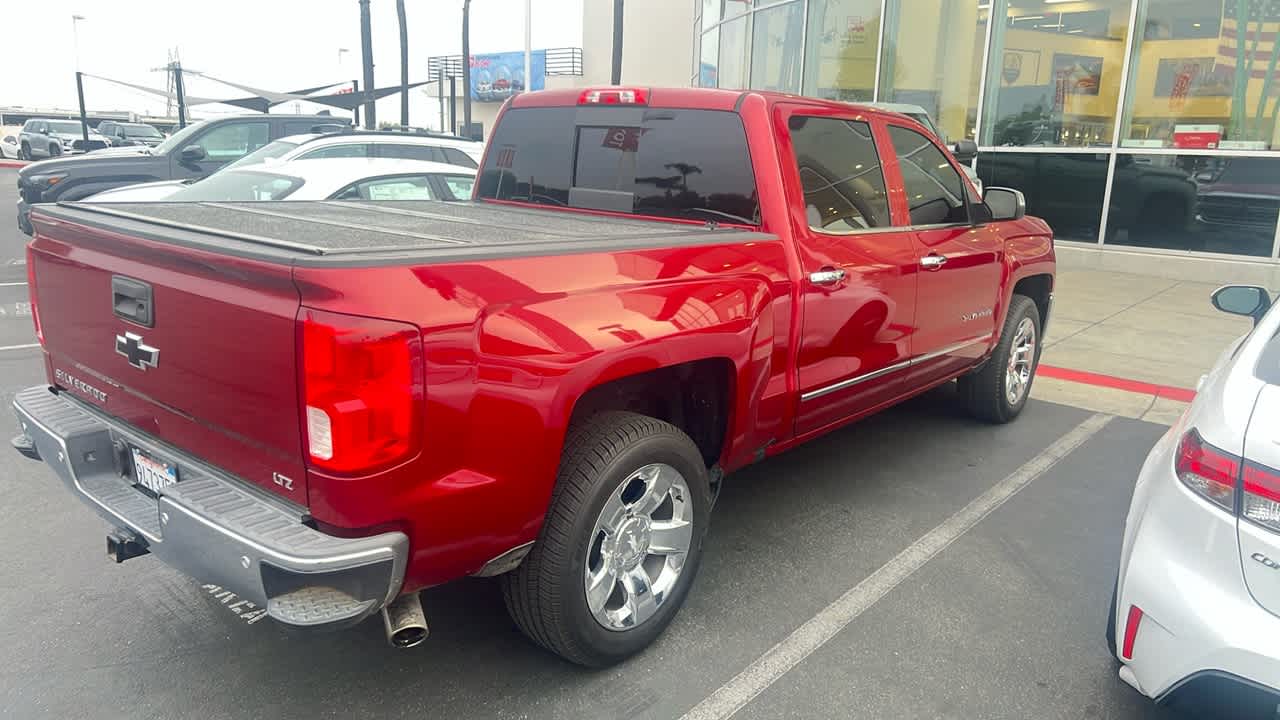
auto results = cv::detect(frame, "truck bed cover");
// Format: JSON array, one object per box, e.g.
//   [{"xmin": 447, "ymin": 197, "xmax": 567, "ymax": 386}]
[{"xmin": 36, "ymin": 200, "xmax": 775, "ymax": 266}]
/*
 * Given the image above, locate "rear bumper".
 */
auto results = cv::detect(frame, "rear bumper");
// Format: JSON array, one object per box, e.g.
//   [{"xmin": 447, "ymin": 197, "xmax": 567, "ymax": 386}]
[
  {"xmin": 12, "ymin": 385, "xmax": 408, "ymax": 631},
  {"xmin": 1116, "ymin": 423, "xmax": 1280, "ymax": 702}
]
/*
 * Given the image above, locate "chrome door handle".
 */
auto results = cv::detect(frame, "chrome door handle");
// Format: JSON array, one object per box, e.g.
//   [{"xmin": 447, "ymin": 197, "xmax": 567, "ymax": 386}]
[
  {"xmin": 809, "ymin": 268, "xmax": 846, "ymax": 286},
  {"xmin": 920, "ymin": 254, "xmax": 948, "ymax": 270}
]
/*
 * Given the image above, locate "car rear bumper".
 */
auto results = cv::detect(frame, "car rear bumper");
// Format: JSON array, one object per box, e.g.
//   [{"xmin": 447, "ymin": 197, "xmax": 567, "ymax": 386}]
[
  {"xmin": 1116, "ymin": 423, "xmax": 1280, "ymax": 703},
  {"xmin": 12, "ymin": 385, "xmax": 408, "ymax": 631}
]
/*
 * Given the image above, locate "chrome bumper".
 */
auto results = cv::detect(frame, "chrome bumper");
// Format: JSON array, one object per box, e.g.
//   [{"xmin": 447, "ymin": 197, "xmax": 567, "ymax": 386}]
[{"xmin": 12, "ymin": 385, "xmax": 408, "ymax": 631}]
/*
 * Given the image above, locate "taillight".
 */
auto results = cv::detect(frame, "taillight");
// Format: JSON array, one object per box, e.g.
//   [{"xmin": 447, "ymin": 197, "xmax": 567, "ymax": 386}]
[
  {"xmin": 1243, "ymin": 462, "xmax": 1280, "ymax": 532},
  {"xmin": 578, "ymin": 88, "xmax": 649, "ymax": 105},
  {"xmin": 26, "ymin": 246, "xmax": 42, "ymax": 346},
  {"xmin": 1175, "ymin": 429, "xmax": 1238, "ymax": 512},
  {"xmin": 299, "ymin": 308, "xmax": 423, "ymax": 474}
]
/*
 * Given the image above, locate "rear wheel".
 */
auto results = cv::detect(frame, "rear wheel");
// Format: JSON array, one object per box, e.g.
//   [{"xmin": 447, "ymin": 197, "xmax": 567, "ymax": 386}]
[
  {"xmin": 958, "ymin": 294, "xmax": 1041, "ymax": 423},
  {"xmin": 500, "ymin": 411, "xmax": 711, "ymax": 666},
  {"xmin": 48, "ymin": 143, "xmax": 61, "ymax": 158}
]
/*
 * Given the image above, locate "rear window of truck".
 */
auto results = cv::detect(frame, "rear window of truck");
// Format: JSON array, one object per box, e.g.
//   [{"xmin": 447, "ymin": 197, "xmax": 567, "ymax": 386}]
[{"xmin": 478, "ymin": 107, "xmax": 759, "ymax": 225}]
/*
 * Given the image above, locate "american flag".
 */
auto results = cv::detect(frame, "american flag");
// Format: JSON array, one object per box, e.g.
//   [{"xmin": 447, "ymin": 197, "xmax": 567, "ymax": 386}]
[{"xmin": 1219, "ymin": 0, "xmax": 1280, "ymax": 80}]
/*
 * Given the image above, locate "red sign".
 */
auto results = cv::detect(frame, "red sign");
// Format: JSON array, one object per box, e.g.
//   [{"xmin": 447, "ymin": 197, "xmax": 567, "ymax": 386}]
[
  {"xmin": 1170, "ymin": 63, "xmax": 1199, "ymax": 110},
  {"xmin": 1172, "ymin": 124, "xmax": 1221, "ymax": 149},
  {"xmin": 602, "ymin": 127, "xmax": 644, "ymax": 152}
]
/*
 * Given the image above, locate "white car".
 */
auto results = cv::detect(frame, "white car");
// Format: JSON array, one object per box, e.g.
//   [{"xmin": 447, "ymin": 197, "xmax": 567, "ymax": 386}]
[
  {"xmin": 86, "ymin": 131, "xmax": 483, "ymax": 201},
  {"xmin": 1, "ymin": 133, "xmax": 20, "ymax": 160},
  {"xmin": 90, "ymin": 157, "xmax": 476, "ymax": 203},
  {"xmin": 1111, "ymin": 284, "xmax": 1280, "ymax": 714}
]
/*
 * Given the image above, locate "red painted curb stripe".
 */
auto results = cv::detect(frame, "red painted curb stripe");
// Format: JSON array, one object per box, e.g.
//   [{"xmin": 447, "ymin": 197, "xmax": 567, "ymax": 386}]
[
  {"xmin": 1039, "ymin": 365, "xmax": 1197, "ymax": 403},
  {"xmin": 0, "ymin": 160, "xmax": 28, "ymax": 168}
]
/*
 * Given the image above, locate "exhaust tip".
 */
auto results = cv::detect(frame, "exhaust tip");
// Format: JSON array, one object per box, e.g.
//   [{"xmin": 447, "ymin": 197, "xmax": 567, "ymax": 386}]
[
  {"xmin": 390, "ymin": 625, "xmax": 428, "ymax": 648},
  {"xmin": 382, "ymin": 592, "xmax": 429, "ymax": 649}
]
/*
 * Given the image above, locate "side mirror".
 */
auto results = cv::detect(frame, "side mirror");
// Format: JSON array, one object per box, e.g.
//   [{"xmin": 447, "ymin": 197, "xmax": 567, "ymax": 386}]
[
  {"xmin": 1211, "ymin": 285, "xmax": 1271, "ymax": 326},
  {"xmin": 180, "ymin": 145, "xmax": 206, "ymax": 162},
  {"xmin": 984, "ymin": 187, "xmax": 1025, "ymax": 221},
  {"xmin": 953, "ymin": 139, "xmax": 978, "ymax": 163}
]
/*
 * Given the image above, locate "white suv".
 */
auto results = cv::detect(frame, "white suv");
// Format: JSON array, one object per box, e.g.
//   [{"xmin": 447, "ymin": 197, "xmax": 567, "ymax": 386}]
[{"xmin": 86, "ymin": 131, "xmax": 485, "ymax": 202}]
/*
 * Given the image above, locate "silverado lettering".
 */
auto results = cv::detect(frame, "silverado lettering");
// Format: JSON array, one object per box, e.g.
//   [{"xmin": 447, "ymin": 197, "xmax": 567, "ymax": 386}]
[{"xmin": 14, "ymin": 87, "xmax": 1054, "ymax": 666}]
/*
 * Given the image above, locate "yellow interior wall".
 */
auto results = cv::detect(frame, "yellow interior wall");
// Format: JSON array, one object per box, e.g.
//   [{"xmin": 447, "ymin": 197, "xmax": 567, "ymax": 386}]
[{"xmin": 997, "ymin": 29, "xmax": 1127, "ymax": 120}]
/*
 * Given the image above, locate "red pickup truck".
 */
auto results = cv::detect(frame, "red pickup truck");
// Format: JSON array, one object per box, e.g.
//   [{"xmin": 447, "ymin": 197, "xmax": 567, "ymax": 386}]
[{"xmin": 12, "ymin": 87, "xmax": 1053, "ymax": 666}]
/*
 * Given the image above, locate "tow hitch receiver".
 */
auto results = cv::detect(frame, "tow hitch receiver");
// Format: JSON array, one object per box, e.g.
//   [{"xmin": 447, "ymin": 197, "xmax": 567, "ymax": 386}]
[
  {"xmin": 107, "ymin": 528, "xmax": 150, "ymax": 563},
  {"xmin": 11, "ymin": 433, "xmax": 39, "ymax": 461}
]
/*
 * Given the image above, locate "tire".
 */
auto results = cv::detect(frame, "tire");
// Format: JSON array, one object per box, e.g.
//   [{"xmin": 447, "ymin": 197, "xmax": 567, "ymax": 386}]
[
  {"xmin": 958, "ymin": 294, "xmax": 1041, "ymax": 423},
  {"xmin": 500, "ymin": 411, "xmax": 711, "ymax": 667},
  {"xmin": 18, "ymin": 142, "xmax": 29, "ymax": 160},
  {"xmin": 1105, "ymin": 576, "xmax": 1118, "ymax": 658}
]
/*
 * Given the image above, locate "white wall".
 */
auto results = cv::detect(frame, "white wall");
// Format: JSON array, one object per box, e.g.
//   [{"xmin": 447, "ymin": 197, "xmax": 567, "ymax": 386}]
[{"xmin": 582, "ymin": 0, "xmax": 694, "ymax": 87}]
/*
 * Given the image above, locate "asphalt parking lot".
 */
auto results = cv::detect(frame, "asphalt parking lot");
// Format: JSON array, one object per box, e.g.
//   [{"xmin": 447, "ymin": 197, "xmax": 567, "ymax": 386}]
[{"xmin": 0, "ymin": 169, "xmax": 1182, "ymax": 719}]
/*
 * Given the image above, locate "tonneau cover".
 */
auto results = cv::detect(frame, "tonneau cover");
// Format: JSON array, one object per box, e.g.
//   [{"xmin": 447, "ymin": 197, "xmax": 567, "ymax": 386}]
[{"xmin": 38, "ymin": 200, "xmax": 774, "ymax": 265}]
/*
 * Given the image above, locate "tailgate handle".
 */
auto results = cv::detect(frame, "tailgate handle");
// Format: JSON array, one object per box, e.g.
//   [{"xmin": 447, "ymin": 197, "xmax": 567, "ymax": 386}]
[{"xmin": 112, "ymin": 276, "xmax": 154, "ymax": 327}]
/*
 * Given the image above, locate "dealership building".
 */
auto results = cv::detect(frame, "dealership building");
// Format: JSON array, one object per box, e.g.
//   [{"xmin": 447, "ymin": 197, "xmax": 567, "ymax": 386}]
[{"xmin": 447, "ymin": 0, "xmax": 1280, "ymax": 281}]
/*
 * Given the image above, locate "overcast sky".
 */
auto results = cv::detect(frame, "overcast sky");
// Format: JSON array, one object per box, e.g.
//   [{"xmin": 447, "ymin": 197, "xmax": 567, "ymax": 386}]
[{"xmin": 0, "ymin": 0, "xmax": 583, "ymax": 129}]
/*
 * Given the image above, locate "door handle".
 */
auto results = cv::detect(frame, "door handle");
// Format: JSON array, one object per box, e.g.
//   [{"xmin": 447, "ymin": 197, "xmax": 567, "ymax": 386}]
[
  {"xmin": 920, "ymin": 254, "xmax": 948, "ymax": 270},
  {"xmin": 809, "ymin": 267, "xmax": 846, "ymax": 286}
]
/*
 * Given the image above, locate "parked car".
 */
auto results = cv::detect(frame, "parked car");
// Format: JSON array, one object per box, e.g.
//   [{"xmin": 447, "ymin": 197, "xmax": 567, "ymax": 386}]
[
  {"xmin": 18, "ymin": 118, "xmax": 110, "ymax": 160},
  {"xmin": 89, "ymin": 158, "xmax": 476, "ymax": 203},
  {"xmin": 96, "ymin": 121, "xmax": 165, "ymax": 148},
  {"xmin": 14, "ymin": 114, "xmax": 350, "ymax": 234},
  {"xmin": 83, "ymin": 131, "xmax": 485, "ymax": 202},
  {"xmin": 1109, "ymin": 284, "xmax": 1280, "ymax": 716},
  {"xmin": 13, "ymin": 87, "xmax": 1054, "ymax": 666},
  {"xmin": 0, "ymin": 134, "xmax": 19, "ymax": 160}
]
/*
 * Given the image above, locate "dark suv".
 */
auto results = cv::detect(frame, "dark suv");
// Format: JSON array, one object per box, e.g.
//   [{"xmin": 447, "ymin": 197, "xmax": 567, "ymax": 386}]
[
  {"xmin": 16, "ymin": 114, "xmax": 349, "ymax": 234},
  {"xmin": 96, "ymin": 121, "xmax": 165, "ymax": 148}
]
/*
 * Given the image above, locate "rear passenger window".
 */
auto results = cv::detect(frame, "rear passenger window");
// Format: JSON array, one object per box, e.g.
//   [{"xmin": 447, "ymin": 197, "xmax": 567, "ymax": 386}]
[
  {"xmin": 443, "ymin": 148, "xmax": 478, "ymax": 168},
  {"xmin": 886, "ymin": 125, "xmax": 969, "ymax": 227},
  {"xmin": 299, "ymin": 144, "xmax": 369, "ymax": 159},
  {"xmin": 787, "ymin": 116, "xmax": 891, "ymax": 232},
  {"xmin": 377, "ymin": 144, "xmax": 447, "ymax": 163}
]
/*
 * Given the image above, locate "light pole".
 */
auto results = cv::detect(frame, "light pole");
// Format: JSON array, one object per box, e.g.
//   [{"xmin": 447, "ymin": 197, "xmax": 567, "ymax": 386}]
[
  {"xmin": 462, "ymin": 0, "xmax": 472, "ymax": 139},
  {"xmin": 524, "ymin": 0, "xmax": 531, "ymax": 95},
  {"xmin": 72, "ymin": 14, "xmax": 89, "ymax": 145}
]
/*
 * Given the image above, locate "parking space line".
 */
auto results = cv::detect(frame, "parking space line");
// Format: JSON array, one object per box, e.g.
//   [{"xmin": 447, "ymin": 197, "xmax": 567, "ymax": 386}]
[
  {"xmin": 0, "ymin": 343, "xmax": 40, "ymax": 352},
  {"xmin": 679, "ymin": 412, "xmax": 1114, "ymax": 720},
  {"xmin": 0, "ymin": 282, "xmax": 27, "ymax": 287}
]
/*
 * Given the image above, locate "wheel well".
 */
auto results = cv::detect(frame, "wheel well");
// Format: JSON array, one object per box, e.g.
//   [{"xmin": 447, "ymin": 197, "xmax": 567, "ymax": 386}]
[
  {"xmin": 1012, "ymin": 274, "xmax": 1053, "ymax": 326},
  {"xmin": 569, "ymin": 358, "xmax": 733, "ymax": 468}
]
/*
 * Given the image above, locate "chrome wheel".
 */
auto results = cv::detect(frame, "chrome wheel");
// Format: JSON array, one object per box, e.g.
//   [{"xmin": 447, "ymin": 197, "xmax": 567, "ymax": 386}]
[
  {"xmin": 584, "ymin": 463, "xmax": 693, "ymax": 631},
  {"xmin": 1005, "ymin": 316, "xmax": 1037, "ymax": 405}
]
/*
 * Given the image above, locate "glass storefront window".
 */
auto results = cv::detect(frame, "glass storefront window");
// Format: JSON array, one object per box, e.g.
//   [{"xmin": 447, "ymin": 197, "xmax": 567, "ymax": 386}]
[
  {"xmin": 719, "ymin": 16, "xmax": 751, "ymax": 89},
  {"xmin": 975, "ymin": 151, "xmax": 1111, "ymax": 240},
  {"xmin": 982, "ymin": 0, "xmax": 1134, "ymax": 147},
  {"xmin": 1106, "ymin": 153, "xmax": 1280, "ymax": 256},
  {"xmin": 702, "ymin": 0, "xmax": 721, "ymax": 31},
  {"xmin": 701, "ymin": 29, "xmax": 721, "ymax": 87},
  {"xmin": 1120, "ymin": 0, "xmax": 1280, "ymax": 150},
  {"xmin": 802, "ymin": 0, "xmax": 881, "ymax": 102},
  {"xmin": 750, "ymin": 1, "xmax": 804, "ymax": 93},
  {"xmin": 879, "ymin": 0, "xmax": 989, "ymax": 142}
]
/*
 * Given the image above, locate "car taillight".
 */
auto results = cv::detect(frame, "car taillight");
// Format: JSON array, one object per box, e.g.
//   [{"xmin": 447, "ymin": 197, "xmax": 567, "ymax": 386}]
[
  {"xmin": 1243, "ymin": 462, "xmax": 1280, "ymax": 532},
  {"xmin": 299, "ymin": 308, "xmax": 423, "ymax": 474},
  {"xmin": 1175, "ymin": 429, "xmax": 1238, "ymax": 512},
  {"xmin": 578, "ymin": 88, "xmax": 649, "ymax": 105},
  {"xmin": 26, "ymin": 246, "xmax": 42, "ymax": 346}
]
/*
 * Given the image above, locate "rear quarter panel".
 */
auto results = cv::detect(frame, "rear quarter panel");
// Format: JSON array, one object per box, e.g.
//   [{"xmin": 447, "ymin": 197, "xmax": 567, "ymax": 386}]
[{"xmin": 293, "ymin": 239, "xmax": 793, "ymax": 589}]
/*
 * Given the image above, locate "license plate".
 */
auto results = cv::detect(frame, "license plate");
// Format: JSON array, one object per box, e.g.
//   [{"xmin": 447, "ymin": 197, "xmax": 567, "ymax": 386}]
[{"xmin": 130, "ymin": 447, "xmax": 178, "ymax": 494}]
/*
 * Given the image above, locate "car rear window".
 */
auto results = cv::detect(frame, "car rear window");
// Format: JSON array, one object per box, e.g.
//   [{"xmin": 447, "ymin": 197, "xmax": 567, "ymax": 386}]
[{"xmin": 478, "ymin": 107, "xmax": 759, "ymax": 225}]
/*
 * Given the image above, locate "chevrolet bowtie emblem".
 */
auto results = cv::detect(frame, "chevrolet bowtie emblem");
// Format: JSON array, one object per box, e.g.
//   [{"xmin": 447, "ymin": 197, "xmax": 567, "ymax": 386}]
[{"xmin": 115, "ymin": 332, "xmax": 159, "ymax": 371}]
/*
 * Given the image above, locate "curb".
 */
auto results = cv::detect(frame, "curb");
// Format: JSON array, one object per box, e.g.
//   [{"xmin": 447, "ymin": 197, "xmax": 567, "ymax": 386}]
[
  {"xmin": 0, "ymin": 160, "xmax": 28, "ymax": 169},
  {"xmin": 1038, "ymin": 365, "xmax": 1196, "ymax": 403}
]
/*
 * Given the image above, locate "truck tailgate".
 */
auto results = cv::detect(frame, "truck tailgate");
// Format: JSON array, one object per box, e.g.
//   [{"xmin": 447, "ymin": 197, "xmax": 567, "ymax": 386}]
[{"xmin": 28, "ymin": 213, "xmax": 308, "ymax": 504}]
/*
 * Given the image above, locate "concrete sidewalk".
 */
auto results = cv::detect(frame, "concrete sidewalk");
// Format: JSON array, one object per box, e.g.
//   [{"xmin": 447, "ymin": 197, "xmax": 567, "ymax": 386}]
[{"xmin": 1031, "ymin": 268, "xmax": 1260, "ymax": 425}]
